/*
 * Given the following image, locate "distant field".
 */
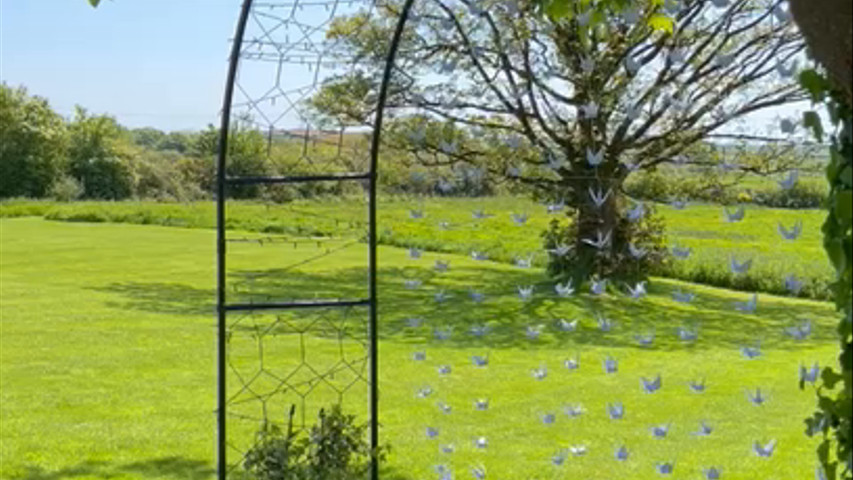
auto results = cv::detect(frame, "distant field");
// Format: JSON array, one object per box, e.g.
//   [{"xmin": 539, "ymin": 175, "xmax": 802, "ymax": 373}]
[
  {"xmin": 0, "ymin": 197, "xmax": 834, "ymax": 299},
  {"xmin": 0, "ymin": 218, "xmax": 838, "ymax": 479}
]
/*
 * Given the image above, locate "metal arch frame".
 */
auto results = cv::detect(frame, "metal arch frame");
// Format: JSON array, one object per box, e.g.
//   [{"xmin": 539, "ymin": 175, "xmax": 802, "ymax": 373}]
[{"xmin": 215, "ymin": 0, "xmax": 416, "ymax": 478}]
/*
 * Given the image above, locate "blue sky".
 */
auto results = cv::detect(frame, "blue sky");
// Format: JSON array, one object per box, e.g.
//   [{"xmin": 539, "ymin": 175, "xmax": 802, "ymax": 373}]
[
  {"xmin": 1, "ymin": 0, "xmax": 803, "ymax": 134},
  {"xmin": 1, "ymin": 0, "xmax": 244, "ymax": 131}
]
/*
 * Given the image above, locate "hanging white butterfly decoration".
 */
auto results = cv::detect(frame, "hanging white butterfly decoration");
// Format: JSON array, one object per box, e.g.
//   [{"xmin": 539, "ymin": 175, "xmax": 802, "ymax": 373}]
[
  {"xmin": 549, "ymin": 243, "xmax": 573, "ymax": 257},
  {"xmin": 641, "ymin": 374, "xmax": 662, "ymax": 393},
  {"xmin": 469, "ymin": 324, "xmax": 490, "ymax": 337},
  {"xmin": 729, "ymin": 256, "xmax": 753, "ymax": 275},
  {"xmin": 672, "ymin": 289, "xmax": 696, "ymax": 303},
  {"xmin": 597, "ymin": 314, "xmax": 614, "ymax": 332},
  {"xmin": 688, "ymin": 378, "xmax": 706, "ymax": 393},
  {"xmin": 514, "ymin": 255, "xmax": 533, "ymax": 268},
  {"xmin": 472, "ymin": 209, "xmax": 493, "ymax": 220},
  {"xmin": 603, "ymin": 356, "xmax": 618, "ymax": 374},
  {"xmin": 704, "ymin": 467, "xmax": 722, "ymax": 480},
  {"xmin": 779, "ymin": 169, "xmax": 799, "ymax": 190},
  {"xmin": 651, "ymin": 423, "xmax": 670, "ymax": 438},
  {"xmin": 635, "ymin": 332, "xmax": 655, "ymax": 347},
  {"xmin": 626, "ymin": 203, "xmax": 646, "ymax": 222},
  {"xmin": 676, "ymin": 326, "xmax": 698, "ymax": 342},
  {"xmin": 555, "ymin": 280, "xmax": 575, "ymax": 298},
  {"xmin": 590, "ymin": 278, "xmax": 608, "ymax": 295},
  {"xmin": 525, "ymin": 324, "xmax": 542, "ymax": 340},
  {"xmin": 740, "ymin": 342, "xmax": 762, "ymax": 359},
  {"xmin": 564, "ymin": 356, "xmax": 580, "ymax": 370},
  {"xmin": 734, "ymin": 293, "xmax": 758, "ymax": 313},
  {"xmin": 747, "ymin": 387, "xmax": 767, "ymax": 406},
  {"xmin": 471, "ymin": 251, "xmax": 489, "ymax": 261},
  {"xmin": 607, "ymin": 402, "xmax": 624, "ymax": 419},
  {"xmin": 724, "ymin": 205, "xmax": 746, "ymax": 222},
  {"xmin": 670, "ymin": 199, "xmax": 688, "ymax": 210},
  {"xmin": 693, "ymin": 421, "xmax": 713, "ymax": 436},
  {"xmin": 582, "ymin": 230, "xmax": 612, "ymax": 250},
  {"xmin": 580, "ymin": 101, "xmax": 599, "ymax": 119},
  {"xmin": 564, "ymin": 404, "xmax": 585, "ymax": 418},
  {"xmin": 778, "ymin": 220, "xmax": 803, "ymax": 240},
  {"xmin": 776, "ymin": 60, "xmax": 798, "ymax": 78},
  {"xmin": 588, "ymin": 186, "xmax": 612, "ymax": 208},
  {"xmin": 800, "ymin": 363, "xmax": 820, "ymax": 384},
  {"xmin": 580, "ymin": 56, "xmax": 596, "ymax": 75},
  {"xmin": 546, "ymin": 199, "xmax": 565, "ymax": 214},
  {"xmin": 434, "ymin": 290, "xmax": 451, "ymax": 304},
  {"xmin": 586, "ymin": 147, "xmax": 605, "ymax": 167},
  {"xmin": 772, "ymin": 4, "xmax": 791, "ymax": 22},
  {"xmin": 626, "ymin": 281, "xmax": 647, "ymax": 300},
  {"xmin": 628, "ymin": 243, "xmax": 648, "ymax": 259},
  {"xmin": 785, "ymin": 319, "xmax": 812, "ymax": 340},
  {"xmin": 753, "ymin": 439, "xmax": 777, "ymax": 457}
]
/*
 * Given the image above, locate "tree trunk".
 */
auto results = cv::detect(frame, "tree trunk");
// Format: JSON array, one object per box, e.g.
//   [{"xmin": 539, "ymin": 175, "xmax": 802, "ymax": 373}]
[
  {"xmin": 789, "ymin": 0, "xmax": 852, "ymax": 104},
  {"xmin": 568, "ymin": 172, "xmax": 626, "ymax": 282}
]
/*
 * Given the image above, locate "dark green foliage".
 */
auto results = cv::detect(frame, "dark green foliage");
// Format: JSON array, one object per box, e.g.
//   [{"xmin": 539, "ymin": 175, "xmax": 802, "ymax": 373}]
[
  {"xmin": 244, "ymin": 405, "xmax": 383, "ymax": 480},
  {"xmin": 799, "ymin": 68, "xmax": 853, "ymax": 480},
  {"xmin": 0, "ymin": 84, "xmax": 68, "ymax": 199},
  {"xmin": 66, "ymin": 108, "xmax": 134, "ymax": 200},
  {"xmin": 193, "ymin": 123, "xmax": 269, "ymax": 199},
  {"xmin": 625, "ymin": 165, "xmax": 828, "ymax": 209}
]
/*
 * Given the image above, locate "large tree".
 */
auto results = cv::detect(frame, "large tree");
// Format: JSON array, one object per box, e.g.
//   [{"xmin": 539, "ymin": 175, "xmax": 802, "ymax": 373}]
[{"xmin": 312, "ymin": 0, "xmax": 805, "ymax": 283}]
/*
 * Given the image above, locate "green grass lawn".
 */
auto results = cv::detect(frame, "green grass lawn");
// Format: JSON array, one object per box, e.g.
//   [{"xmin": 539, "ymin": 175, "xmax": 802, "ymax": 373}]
[
  {"xmin": 0, "ymin": 197, "xmax": 834, "ymax": 300},
  {"xmin": 0, "ymin": 218, "xmax": 839, "ymax": 479}
]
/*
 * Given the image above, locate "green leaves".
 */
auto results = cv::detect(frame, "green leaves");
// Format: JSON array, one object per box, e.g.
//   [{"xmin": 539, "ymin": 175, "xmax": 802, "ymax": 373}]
[
  {"xmin": 835, "ymin": 191, "xmax": 852, "ymax": 221},
  {"xmin": 536, "ymin": 0, "xmax": 674, "ymax": 33},
  {"xmin": 88, "ymin": 0, "xmax": 101, "ymax": 6},
  {"xmin": 804, "ymin": 110, "xmax": 825, "ymax": 142},
  {"xmin": 800, "ymin": 69, "xmax": 831, "ymax": 103},
  {"xmin": 648, "ymin": 13, "xmax": 674, "ymax": 34}
]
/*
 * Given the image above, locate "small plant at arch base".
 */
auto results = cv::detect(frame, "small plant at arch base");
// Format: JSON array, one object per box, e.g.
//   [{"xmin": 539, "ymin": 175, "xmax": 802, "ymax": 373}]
[
  {"xmin": 244, "ymin": 405, "xmax": 388, "ymax": 480},
  {"xmin": 798, "ymin": 67, "xmax": 853, "ymax": 480}
]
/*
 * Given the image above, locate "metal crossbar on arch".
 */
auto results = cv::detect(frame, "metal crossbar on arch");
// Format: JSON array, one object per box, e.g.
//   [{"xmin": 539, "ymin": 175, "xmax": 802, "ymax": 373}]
[{"xmin": 215, "ymin": 0, "xmax": 414, "ymax": 478}]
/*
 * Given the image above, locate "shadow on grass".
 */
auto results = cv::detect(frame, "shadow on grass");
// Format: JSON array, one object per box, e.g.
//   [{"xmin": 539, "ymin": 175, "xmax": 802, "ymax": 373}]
[
  {"xmin": 11, "ymin": 457, "xmax": 415, "ymax": 480},
  {"xmin": 94, "ymin": 261, "xmax": 836, "ymax": 352},
  {"xmin": 10, "ymin": 457, "xmax": 214, "ymax": 480}
]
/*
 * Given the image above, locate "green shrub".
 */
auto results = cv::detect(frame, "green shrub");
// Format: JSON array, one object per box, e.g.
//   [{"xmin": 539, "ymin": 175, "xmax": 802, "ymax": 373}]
[
  {"xmin": 0, "ymin": 85, "xmax": 68, "ymax": 199},
  {"xmin": 50, "ymin": 175, "xmax": 83, "ymax": 201},
  {"xmin": 244, "ymin": 404, "xmax": 384, "ymax": 480},
  {"xmin": 749, "ymin": 178, "xmax": 827, "ymax": 209}
]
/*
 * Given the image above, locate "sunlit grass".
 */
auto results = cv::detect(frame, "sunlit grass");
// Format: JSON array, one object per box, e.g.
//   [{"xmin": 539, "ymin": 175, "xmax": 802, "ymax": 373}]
[
  {"xmin": 0, "ymin": 218, "xmax": 837, "ymax": 479},
  {"xmin": 0, "ymin": 197, "xmax": 834, "ymax": 299}
]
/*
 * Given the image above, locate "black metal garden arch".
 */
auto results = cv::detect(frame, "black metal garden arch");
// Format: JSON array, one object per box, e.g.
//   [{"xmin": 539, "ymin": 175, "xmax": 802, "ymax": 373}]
[{"xmin": 215, "ymin": 0, "xmax": 415, "ymax": 478}]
